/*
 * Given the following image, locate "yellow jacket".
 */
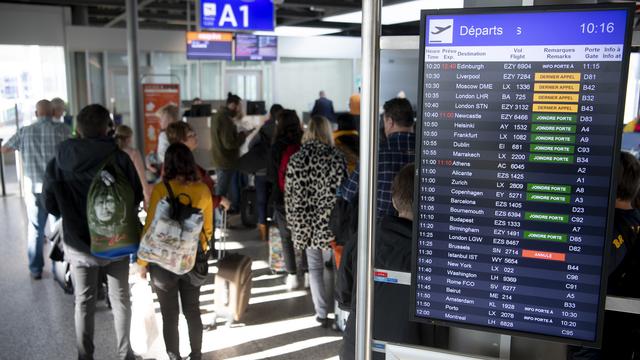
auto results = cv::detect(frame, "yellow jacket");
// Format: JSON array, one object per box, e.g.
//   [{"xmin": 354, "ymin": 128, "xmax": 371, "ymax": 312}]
[{"xmin": 138, "ymin": 179, "xmax": 214, "ymax": 267}]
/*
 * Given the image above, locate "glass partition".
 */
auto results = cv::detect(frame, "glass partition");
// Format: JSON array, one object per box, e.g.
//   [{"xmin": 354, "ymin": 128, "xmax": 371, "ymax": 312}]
[{"xmin": 0, "ymin": 45, "xmax": 67, "ymax": 141}]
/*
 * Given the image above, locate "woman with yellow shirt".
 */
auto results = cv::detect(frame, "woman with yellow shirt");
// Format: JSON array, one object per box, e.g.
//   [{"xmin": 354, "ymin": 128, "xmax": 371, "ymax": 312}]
[{"xmin": 139, "ymin": 143, "xmax": 213, "ymax": 360}]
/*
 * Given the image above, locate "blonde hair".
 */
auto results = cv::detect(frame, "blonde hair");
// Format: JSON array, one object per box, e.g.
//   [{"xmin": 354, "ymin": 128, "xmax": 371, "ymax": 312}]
[
  {"xmin": 158, "ymin": 104, "xmax": 180, "ymax": 123},
  {"xmin": 302, "ymin": 115, "xmax": 333, "ymax": 146},
  {"xmin": 114, "ymin": 124, "xmax": 133, "ymax": 149}
]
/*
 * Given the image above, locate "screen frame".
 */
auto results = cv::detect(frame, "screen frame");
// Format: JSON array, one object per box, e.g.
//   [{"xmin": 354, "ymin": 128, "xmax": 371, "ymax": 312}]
[
  {"xmin": 234, "ymin": 34, "xmax": 278, "ymax": 61},
  {"xmin": 410, "ymin": 3, "xmax": 635, "ymax": 348}
]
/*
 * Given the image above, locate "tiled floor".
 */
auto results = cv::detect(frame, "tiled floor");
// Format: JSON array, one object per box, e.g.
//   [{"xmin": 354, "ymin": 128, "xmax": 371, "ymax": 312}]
[{"xmin": 0, "ymin": 188, "xmax": 343, "ymax": 360}]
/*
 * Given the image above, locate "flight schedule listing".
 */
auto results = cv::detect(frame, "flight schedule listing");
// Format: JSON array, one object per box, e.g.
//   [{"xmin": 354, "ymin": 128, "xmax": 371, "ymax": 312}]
[{"xmin": 414, "ymin": 8, "xmax": 631, "ymax": 344}]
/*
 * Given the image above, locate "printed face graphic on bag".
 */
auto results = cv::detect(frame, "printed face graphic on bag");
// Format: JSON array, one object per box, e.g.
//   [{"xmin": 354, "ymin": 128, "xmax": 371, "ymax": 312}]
[
  {"xmin": 94, "ymin": 194, "xmax": 117, "ymax": 222},
  {"xmin": 89, "ymin": 188, "xmax": 127, "ymax": 241}
]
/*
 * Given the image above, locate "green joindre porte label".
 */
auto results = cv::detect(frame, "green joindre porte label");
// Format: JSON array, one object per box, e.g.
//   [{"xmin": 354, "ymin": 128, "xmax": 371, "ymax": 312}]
[
  {"xmin": 530, "ymin": 134, "xmax": 576, "ymax": 143},
  {"xmin": 529, "ymin": 154, "xmax": 574, "ymax": 164},
  {"xmin": 526, "ymin": 192, "xmax": 570, "ymax": 204},
  {"xmin": 532, "ymin": 113, "xmax": 577, "ymax": 123},
  {"xmin": 525, "ymin": 212, "xmax": 569, "ymax": 223},
  {"xmin": 527, "ymin": 183, "xmax": 571, "ymax": 194},
  {"xmin": 524, "ymin": 231, "xmax": 568, "ymax": 243},
  {"xmin": 531, "ymin": 124, "xmax": 576, "ymax": 133},
  {"xmin": 530, "ymin": 144, "xmax": 574, "ymax": 154}
]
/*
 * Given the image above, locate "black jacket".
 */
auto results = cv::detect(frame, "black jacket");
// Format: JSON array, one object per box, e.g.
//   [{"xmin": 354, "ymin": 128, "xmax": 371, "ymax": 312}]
[
  {"xmin": 43, "ymin": 137, "xmax": 143, "ymax": 256},
  {"xmin": 267, "ymin": 137, "xmax": 298, "ymax": 213},
  {"xmin": 311, "ymin": 97, "xmax": 336, "ymax": 122},
  {"xmin": 237, "ymin": 119, "xmax": 275, "ymax": 175},
  {"xmin": 340, "ymin": 216, "xmax": 448, "ymax": 360}
]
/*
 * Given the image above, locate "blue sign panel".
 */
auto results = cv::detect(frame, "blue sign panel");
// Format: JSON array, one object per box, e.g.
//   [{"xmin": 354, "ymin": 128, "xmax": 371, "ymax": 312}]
[
  {"xmin": 425, "ymin": 10, "xmax": 627, "ymax": 47},
  {"xmin": 201, "ymin": 0, "xmax": 274, "ymax": 32}
]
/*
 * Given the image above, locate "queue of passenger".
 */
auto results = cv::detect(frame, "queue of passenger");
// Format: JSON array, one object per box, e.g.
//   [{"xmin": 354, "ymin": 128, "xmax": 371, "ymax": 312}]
[{"xmin": 11, "ymin": 90, "xmax": 640, "ymax": 360}]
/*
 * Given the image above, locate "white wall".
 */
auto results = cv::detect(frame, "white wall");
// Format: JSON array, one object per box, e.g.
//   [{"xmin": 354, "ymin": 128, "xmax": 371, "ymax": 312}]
[
  {"xmin": 0, "ymin": 3, "xmax": 68, "ymax": 46},
  {"xmin": 275, "ymin": 58, "xmax": 355, "ymax": 118},
  {"xmin": 66, "ymin": 26, "xmax": 186, "ymax": 53},
  {"xmin": 380, "ymin": 49, "xmax": 419, "ymax": 108},
  {"xmin": 279, "ymin": 36, "xmax": 361, "ymax": 59}
]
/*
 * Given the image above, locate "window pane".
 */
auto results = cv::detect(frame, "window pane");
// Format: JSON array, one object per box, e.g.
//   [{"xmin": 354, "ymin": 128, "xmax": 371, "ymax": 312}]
[
  {"xmin": 88, "ymin": 52, "xmax": 105, "ymax": 105},
  {"xmin": 0, "ymin": 45, "xmax": 67, "ymax": 140},
  {"xmin": 201, "ymin": 62, "xmax": 222, "ymax": 100}
]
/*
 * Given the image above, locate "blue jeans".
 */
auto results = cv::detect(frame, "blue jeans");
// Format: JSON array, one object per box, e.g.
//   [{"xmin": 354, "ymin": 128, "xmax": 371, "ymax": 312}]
[
  {"xmin": 215, "ymin": 169, "xmax": 234, "ymax": 228},
  {"xmin": 24, "ymin": 192, "xmax": 48, "ymax": 275},
  {"xmin": 255, "ymin": 175, "xmax": 268, "ymax": 225},
  {"xmin": 214, "ymin": 169, "xmax": 234, "ymax": 198}
]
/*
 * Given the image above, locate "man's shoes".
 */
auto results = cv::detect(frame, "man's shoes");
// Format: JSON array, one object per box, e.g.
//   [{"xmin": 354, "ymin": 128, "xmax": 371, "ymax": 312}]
[
  {"xmin": 30, "ymin": 272, "xmax": 42, "ymax": 280},
  {"xmin": 316, "ymin": 316, "xmax": 329, "ymax": 328},
  {"xmin": 186, "ymin": 353, "xmax": 202, "ymax": 360}
]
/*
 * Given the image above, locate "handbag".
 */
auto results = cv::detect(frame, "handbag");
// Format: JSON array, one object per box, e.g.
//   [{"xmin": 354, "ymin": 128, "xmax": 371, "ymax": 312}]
[
  {"xmin": 186, "ymin": 240, "xmax": 210, "ymax": 287},
  {"xmin": 130, "ymin": 279, "xmax": 159, "ymax": 354}
]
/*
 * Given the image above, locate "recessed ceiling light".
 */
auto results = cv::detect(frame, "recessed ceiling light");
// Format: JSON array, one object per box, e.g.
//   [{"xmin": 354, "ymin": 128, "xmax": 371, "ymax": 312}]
[
  {"xmin": 254, "ymin": 26, "xmax": 341, "ymax": 37},
  {"xmin": 322, "ymin": 0, "xmax": 463, "ymax": 25}
]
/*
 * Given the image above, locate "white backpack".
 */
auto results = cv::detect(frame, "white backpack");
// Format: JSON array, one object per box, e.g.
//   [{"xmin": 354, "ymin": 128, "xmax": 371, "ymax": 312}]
[{"xmin": 137, "ymin": 181, "xmax": 204, "ymax": 275}]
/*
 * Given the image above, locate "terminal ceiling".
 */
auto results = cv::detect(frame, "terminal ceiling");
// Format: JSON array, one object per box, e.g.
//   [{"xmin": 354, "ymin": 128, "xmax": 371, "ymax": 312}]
[{"xmin": 5, "ymin": 0, "xmax": 420, "ymax": 36}]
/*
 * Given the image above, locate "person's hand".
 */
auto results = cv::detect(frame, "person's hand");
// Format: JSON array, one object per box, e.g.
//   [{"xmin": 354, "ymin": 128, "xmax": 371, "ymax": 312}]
[
  {"xmin": 220, "ymin": 197, "xmax": 231, "ymax": 210},
  {"xmin": 139, "ymin": 265, "xmax": 148, "ymax": 280}
]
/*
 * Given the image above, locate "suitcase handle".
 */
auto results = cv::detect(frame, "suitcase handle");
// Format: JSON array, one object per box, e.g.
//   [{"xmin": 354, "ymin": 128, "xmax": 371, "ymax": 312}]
[{"xmin": 217, "ymin": 209, "xmax": 227, "ymax": 260}]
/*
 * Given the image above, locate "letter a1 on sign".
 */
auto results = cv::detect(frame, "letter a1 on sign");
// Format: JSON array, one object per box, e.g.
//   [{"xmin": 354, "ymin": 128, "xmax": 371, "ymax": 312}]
[{"xmin": 200, "ymin": 0, "xmax": 275, "ymax": 32}]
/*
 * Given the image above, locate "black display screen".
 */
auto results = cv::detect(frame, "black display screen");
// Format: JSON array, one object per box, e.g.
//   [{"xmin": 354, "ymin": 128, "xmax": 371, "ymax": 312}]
[
  {"xmin": 411, "ymin": 4, "xmax": 633, "ymax": 346},
  {"xmin": 186, "ymin": 31, "xmax": 233, "ymax": 60}
]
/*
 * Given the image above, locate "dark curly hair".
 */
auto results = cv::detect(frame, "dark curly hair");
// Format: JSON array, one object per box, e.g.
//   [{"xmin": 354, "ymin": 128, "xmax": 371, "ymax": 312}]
[{"xmin": 163, "ymin": 143, "xmax": 200, "ymax": 182}]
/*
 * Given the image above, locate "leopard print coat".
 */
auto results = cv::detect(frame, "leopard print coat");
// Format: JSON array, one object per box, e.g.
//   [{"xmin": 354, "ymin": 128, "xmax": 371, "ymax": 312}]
[{"xmin": 284, "ymin": 140, "xmax": 347, "ymax": 250}]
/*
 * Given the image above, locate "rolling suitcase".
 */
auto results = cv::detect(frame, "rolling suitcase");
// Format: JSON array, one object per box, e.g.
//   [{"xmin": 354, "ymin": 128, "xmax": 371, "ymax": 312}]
[
  {"xmin": 240, "ymin": 186, "xmax": 258, "ymax": 228},
  {"xmin": 52, "ymin": 259, "xmax": 73, "ymax": 294},
  {"xmin": 268, "ymin": 225, "xmax": 285, "ymax": 274},
  {"xmin": 214, "ymin": 210, "xmax": 253, "ymax": 322},
  {"xmin": 49, "ymin": 219, "xmax": 73, "ymax": 294}
]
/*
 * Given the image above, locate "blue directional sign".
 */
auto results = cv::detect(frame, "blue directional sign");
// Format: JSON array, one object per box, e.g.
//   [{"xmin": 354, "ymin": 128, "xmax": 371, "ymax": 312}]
[{"xmin": 201, "ymin": 0, "xmax": 275, "ymax": 32}]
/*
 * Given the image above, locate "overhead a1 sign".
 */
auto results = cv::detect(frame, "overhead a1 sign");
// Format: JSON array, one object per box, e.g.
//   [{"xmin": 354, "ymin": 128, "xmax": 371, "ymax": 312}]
[{"xmin": 200, "ymin": 0, "xmax": 275, "ymax": 32}]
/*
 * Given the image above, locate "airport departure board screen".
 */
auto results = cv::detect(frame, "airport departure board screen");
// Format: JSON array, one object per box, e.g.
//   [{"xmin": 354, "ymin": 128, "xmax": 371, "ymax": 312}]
[
  {"xmin": 186, "ymin": 31, "xmax": 233, "ymax": 60},
  {"xmin": 235, "ymin": 34, "xmax": 278, "ymax": 61},
  {"xmin": 412, "ymin": 5, "xmax": 633, "ymax": 345}
]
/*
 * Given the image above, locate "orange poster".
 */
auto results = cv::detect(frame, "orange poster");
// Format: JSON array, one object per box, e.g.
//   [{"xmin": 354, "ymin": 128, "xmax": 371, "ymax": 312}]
[{"xmin": 142, "ymin": 83, "xmax": 180, "ymax": 160}]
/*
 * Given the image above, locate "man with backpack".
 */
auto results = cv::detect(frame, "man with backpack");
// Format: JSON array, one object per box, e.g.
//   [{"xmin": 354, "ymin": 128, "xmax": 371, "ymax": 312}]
[
  {"xmin": 43, "ymin": 104, "xmax": 143, "ymax": 360},
  {"xmin": 568, "ymin": 151, "xmax": 640, "ymax": 360}
]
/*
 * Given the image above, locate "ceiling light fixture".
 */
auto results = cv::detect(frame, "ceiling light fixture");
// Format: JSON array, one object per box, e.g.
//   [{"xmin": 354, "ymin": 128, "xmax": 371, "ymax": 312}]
[
  {"xmin": 322, "ymin": 0, "xmax": 463, "ymax": 25},
  {"xmin": 254, "ymin": 26, "xmax": 341, "ymax": 37}
]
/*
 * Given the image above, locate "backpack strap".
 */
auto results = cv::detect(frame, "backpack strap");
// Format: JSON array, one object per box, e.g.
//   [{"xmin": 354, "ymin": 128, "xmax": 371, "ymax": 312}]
[
  {"xmin": 163, "ymin": 180, "xmax": 178, "ymax": 219},
  {"xmin": 163, "ymin": 179, "xmax": 176, "ymax": 200},
  {"xmin": 162, "ymin": 180, "xmax": 196, "ymax": 221}
]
